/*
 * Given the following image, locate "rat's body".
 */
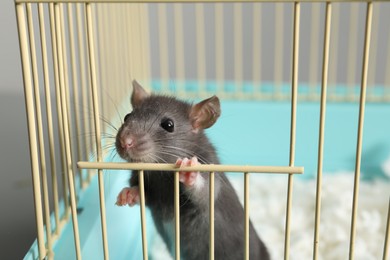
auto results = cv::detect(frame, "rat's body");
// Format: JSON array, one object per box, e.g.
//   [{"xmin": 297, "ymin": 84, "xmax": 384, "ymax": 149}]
[{"xmin": 115, "ymin": 81, "xmax": 269, "ymax": 260}]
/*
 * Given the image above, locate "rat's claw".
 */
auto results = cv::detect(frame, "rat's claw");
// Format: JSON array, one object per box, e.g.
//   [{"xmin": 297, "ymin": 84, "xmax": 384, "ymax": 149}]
[
  {"xmin": 175, "ymin": 156, "xmax": 201, "ymax": 187},
  {"xmin": 115, "ymin": 187, "xmax": 140, "ymax": 206}
]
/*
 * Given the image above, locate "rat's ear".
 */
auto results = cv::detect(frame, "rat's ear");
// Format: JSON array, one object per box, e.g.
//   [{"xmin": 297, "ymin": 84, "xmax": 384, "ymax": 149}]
[
  {"xmin": 131, "ymin": 80, "xmax": 150, "ymax": 108},
  {"xmin": 190, "ymin": 96, "xmax": 221, "ymax": 131}
]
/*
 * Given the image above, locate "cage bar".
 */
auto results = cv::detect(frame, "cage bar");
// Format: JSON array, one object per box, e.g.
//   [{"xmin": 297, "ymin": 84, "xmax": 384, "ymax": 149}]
[
  {"xmin": 38, "ymin": 2, "xmax": 62, "ymax": 236},
  {"xmin": 49, "ymin": 2, "xmax": 71, "ymax": 217},
  {"xmin": 76, "ymin": 3, "xmax": 94, "ymax": 185},
  {"xmin": 68, "ymin": 3, "xmax": 85, "ymax": 190},
  {"xmin": 15, "ymin": 3, "xmax": 47, "ymax": 259},
  {"xmin": 284, "ymin": 2, "xmax": 300, "ymax": 260},
  {"xmin": 313, "ymin": 2, "xmax": 331, "ymax": 259},
  {"xmin": 349, "ymin": 2, "xmax": 372, "ymax": 259},
  {"xmin": 384, "ymin": 198, "xmax": 390, "ymax": 260},
  {"xmin": 54, "ymin": 3, "xmax": 83, "ymax": 258},
  {"xmin": 244, "ymin": 172, "xmax": 250, "ymax": 260},
  {"xmin": 138, "ymin": 170, "xmax": 149, "ymax": 260},
  {"xmin": 26, "ymin": 3, "xmax": 55, "ymax": 257},
  {"xmin": 78, "ymin": 162, "xmax": 304, "ymax": 174},
  {"xmin": 15, "ymin": 1, "xmax": 390, "ymax": 260},
  {"xmin": 85, "ymin": 3, "xmax": 110, "ymax": 258},
  {"xmin": 174, "ymin": 171, "xmax": 180, "ymax": 260},
  {"xmin": 58, "ymin": 4, "xmax": 76, "ymax": 189},
  {"xmin": 209, "ymin": 171, "xmax": 215, "ymax": 260}
]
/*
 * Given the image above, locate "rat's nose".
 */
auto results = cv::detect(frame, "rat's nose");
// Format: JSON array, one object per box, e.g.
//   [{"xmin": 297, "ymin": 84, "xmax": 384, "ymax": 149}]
[{"xmin": 121, "ymin": 137, "xmax": 134, "ymax": 150}]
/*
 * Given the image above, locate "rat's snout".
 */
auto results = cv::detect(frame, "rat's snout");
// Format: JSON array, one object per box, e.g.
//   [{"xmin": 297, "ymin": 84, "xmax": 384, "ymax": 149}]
[
  {"xmin": 116, "ymin": 125, "xmax": 154, "ymax": 162},
  {"xmin": 120, "ymin": 136, "xmax": 134, "ymax": 151}
]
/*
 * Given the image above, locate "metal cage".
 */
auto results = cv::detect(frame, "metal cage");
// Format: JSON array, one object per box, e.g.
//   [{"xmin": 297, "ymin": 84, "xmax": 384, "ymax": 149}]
[{"xmin": 14, "ymin": 0, "xmax": 390, "ymax": 259}]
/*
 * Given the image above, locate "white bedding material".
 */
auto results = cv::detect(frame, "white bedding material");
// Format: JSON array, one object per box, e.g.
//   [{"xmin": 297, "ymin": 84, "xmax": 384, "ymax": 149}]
[{"xmin": 151, "ymin": 173, "xmax": 390, "ymax": 260}]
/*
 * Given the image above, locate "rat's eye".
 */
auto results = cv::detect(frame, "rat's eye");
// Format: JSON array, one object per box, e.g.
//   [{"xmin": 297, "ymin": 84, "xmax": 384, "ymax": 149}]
[
  {"xmin": 124, "ymin": 113, "xmax": 131, "ymax": 122},
  {"xmin": 160, "ymin": 118, "xmax": 174, "ymax": 133}
]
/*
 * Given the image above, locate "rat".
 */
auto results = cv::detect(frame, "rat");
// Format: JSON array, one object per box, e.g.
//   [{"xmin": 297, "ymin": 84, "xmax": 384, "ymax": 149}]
[{"xmin": 115, "ymin": 80, "xmax": 270, "ymax": 260}]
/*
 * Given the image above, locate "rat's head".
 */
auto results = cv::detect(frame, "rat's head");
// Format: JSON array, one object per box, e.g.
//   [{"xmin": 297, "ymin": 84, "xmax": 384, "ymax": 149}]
[{"xmin": 115, "ymin": 80, "xmax": 221, "ymax": 163}]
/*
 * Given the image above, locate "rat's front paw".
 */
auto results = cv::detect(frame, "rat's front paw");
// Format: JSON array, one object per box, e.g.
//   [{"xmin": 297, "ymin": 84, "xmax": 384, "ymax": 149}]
[
  {"xmin": 175, "ymin": 157, "xmax": 203, "ymax": 187},
  {"xmin": 115, "ymin": 187, "xmax": 140, "ymax": 206}
]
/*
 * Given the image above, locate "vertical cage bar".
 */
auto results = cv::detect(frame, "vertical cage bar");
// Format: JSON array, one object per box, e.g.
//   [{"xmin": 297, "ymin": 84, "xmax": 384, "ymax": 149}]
[
  {"xmin": 54, "ymin": 3, "xmax": 82, "ymax": 258},
  {"xmin": 313, "ymin": 2, "xmax": 331, "ymax": 259},
  {"xmin": 60, "ymin": 2, "xmax": 80, "ymax": 206},
  {"xmin": 59, "ymin": 4, "xmax": 76, "ymax": 193},
  {"xmin": 196, "ymin": 3, "xmax": 206, "ymax": 94},
  {"xmin": 209, "ymin": 171, "xmax": 215, "ymax": 260},
  {"xmin": 67, "ymin": 3, "xmax": 83, "ymax": 190},
  {"xmin": 38, "ymin": 2, "xmax": 61, "ymax": 235},
  {"xmin": 15, "ymin": 3, "xmax": 46, "ymax": 259},
  {"xmin": 138, "ymin": 170, "xmax": 148, "ymax": 260},
  {"xmin": 174, "ymin": 171, "xmax": 180, "ymax": 260},
  {"xmin": 349, "ymin": 2, "xmax": 372, "ymax": 259},
  {"xmin": 383, "ymin": 198, "xmax": 390, "ymax": 260},
  {"xmin": 76, "ymin": 4, "xmax": 93, "ymax": 185},
  {"xmin": 85, "ymin": 3, "xmax": 109, "ymax": 259},
  {"xmin": 49, "ymin": 2, "xmax": 70, "ymax": 217},
  {"xmin": 215, "ymin": 3, "xmax": 224, "ymax": 93},
  {"xmin": 285, "ymin": 2, "xmax": 300, "ymax": 260},
  {"xmin": 76, "ymin": 3, "xmax": 93, "ymax": 186},
  {"xmin": 244, "ymin": 172, "xmax": 250, "ymax": 260},
  {"xmin": 26, "ymin": 3, "xmax": 54, "ymax": 256}
]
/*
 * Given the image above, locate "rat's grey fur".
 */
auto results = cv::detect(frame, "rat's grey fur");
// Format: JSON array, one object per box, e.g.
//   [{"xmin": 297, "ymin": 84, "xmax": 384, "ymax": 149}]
[{"xmin": 116, "ymin": 85, "xmax": 269, "ymax": 260}]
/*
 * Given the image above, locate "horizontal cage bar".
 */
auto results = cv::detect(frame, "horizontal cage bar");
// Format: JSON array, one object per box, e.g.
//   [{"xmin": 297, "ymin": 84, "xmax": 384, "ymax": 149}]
[{"xmin": 77, "ymin": 161, "xmax": 304, "ymax": 174}]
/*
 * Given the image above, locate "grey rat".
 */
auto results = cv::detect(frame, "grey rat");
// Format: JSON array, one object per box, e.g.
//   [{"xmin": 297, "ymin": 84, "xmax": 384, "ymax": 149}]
[{"xmin": 115, "ymin": 80, "xmax": 270, "ymax": 260}]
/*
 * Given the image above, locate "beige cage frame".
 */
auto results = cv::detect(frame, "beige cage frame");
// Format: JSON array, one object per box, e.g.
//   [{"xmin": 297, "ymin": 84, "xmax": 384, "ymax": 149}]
[{"xmin": 14, "ymin": 0, "xmax": 390, "ymax": 259}]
